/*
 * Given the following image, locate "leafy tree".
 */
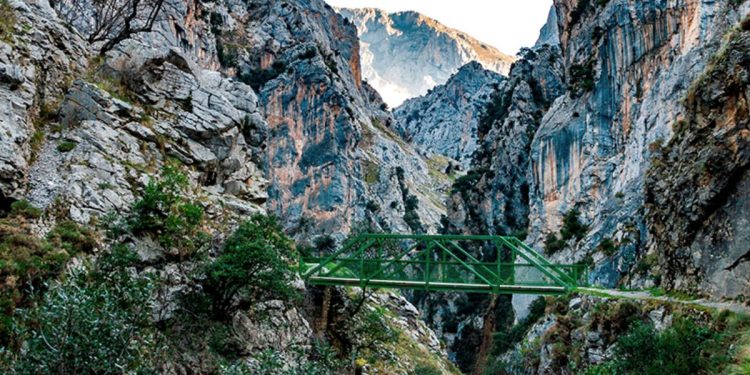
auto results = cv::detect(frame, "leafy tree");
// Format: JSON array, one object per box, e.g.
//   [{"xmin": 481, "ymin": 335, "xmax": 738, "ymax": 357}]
[
  {"xmin": 10, "ymin": 247, "xmax": 161, "ymax": 374},
  {"xmin": 202, "ymin": 215, "xmax": 298, "ymax": 319}
]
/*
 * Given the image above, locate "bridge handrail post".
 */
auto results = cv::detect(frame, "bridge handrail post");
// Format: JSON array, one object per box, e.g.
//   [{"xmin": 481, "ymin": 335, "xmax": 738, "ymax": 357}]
[{"xmin": 425, "ymin": 240, "xmax": 432, "ymax": 291}]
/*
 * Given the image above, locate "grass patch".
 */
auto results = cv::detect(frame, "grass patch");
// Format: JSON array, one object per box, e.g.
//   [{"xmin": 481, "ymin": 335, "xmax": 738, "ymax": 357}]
[
  {"xmin": 362, "ymin": 160, "xmax": 380, "ymax": 185},
  {"xmin": 0, "ymin": 0, "xmax": 16, "ymax": 44},
  {"xmin": 56, "ymin": 140, "xmax": 77, "ymax": 153}
]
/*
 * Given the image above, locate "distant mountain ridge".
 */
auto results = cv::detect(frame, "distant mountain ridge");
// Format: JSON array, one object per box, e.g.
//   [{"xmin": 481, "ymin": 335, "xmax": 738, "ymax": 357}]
[
  {"xmin": 394, "ymin": 61, "xmax": 505, "ymax": 168},
  {"xmin": 337, "ymin": 7, "xmax": 516, "ymax": 107}
]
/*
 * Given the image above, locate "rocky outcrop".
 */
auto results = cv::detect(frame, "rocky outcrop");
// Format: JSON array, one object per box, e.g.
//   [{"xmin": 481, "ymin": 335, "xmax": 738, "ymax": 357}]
[
  {"xmin": 394, "ymin": 61, "xmax": 506, "ymax": 168},
  {"xmin": 0, "ymin": 0, "xmax": 87, "ymax": 203},
  {"xmin": 431, "ymin": 1, "xmax": 750, "ymax": 373},
  {"xmin": 1, "ymin": 0, "xmax": 457, "ymax": 372},
  {"xmin": 645, "ymin": 23, "xmax": 750, "ymax": 299},
  {"xmin": 337, "ymin": 7, "xmax": 516, "ymax": 107},
  {"xmin": 188, "ymin": 0, "xmax": 451, "ymax": 237},
  {"xmin": 525, "ymin": 0, "xmax": 750, "ymax": 295},
  {"xmin": 535, "ymin": 6, "xmax": 560, "ymax": 47}
]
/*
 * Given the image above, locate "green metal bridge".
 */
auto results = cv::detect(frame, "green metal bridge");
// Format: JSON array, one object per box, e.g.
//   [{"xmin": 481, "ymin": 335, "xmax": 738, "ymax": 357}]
[{"xmin": 300, "ymin": 234, "xmax": 587, "ymax": 295}]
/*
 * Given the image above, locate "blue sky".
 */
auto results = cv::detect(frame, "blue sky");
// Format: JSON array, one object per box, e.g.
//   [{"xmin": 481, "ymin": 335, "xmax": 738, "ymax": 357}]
[{"xmin": 324, "ymin": 0, "xmax": 553, "ymax": 54}]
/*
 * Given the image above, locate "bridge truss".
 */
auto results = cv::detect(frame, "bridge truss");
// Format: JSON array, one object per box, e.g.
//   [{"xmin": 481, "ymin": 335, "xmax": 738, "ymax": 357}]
[{"xmin": 300, "ymin": 234, "xmax": 587, "ymax": 295}]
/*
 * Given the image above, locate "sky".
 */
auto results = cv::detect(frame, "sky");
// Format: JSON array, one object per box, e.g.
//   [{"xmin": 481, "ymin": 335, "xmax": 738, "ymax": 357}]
[{"xmin": 324, "ymin": 0, "xmax": 553, "ymax": 55}]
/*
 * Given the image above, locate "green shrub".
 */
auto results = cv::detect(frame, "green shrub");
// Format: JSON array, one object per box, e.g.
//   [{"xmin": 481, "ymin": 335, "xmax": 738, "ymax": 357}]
[
  {"xmin": 596, "ymin": 238, "xmax": 617, "ymax": 257},
  {"xmin": 543, "ymin": 209, "xmax": 588, "ymax": 254},
  {"xmin": 314, "ymin": 234, "xmax": 336, "ymax": 253},
  {"xmin": 299, "ymin": 47, "xmax": 317, "ymax": 59},
  {"xmin": 216, "ymin": 40, "xmax": 239, "ymax": 68},
  {"xmin": 202, "ymin": 214, "xmax": 297, "ymax": 319},
  {"xmin": 0, "ymin": 217, "xmax": 97, "ymax": 345},
  {"xmin": 591, "ymin": 318, "xmax": 724, "ymax": 375},
  {"xmin": 9, "ymin": 200, "xmax": 42, "ymax": 219},
  {"xmin": 238, "ymin": 61, "xmax": 287, "ymax": 91},
  {"xmin": 414, "ymin": 363, "xmax": 443, "ymax": 375},
  {"xmin": 560, "ymin": 209, "xmax": 589, "ymax": 241},
  {"xmin": 56, "ymin": 140, "xmax": 77, "ymax": 152},
  {"xmin": 492, "ymin": 297, "xmax": 547, "ymax": 355},
  {"xmin": 46, "ymin": 220, "xmax": 97, "ymax": 254},
  {"xmin": 11, "ymin": 248, "xmax": 160, "ymax": 373},
  {"xmin": 0, "ymin": 0, "xmax": 15, "ymax": 44},
  {"xmin": 128, "ymin": 166, "xmax": 207, "ymax": 258},
  {"xmin": 569, "ymin": 60, "xmax": 597, "ymax": 95},
  {"xmin": 544, "ymin": 232, "xmax": 565, "ymax": 254}
]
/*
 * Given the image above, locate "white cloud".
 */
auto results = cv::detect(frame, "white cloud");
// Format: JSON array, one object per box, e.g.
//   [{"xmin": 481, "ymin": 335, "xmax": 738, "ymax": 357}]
[{"xmin": 324, "ymin": 0, "xmax": 553, "ymax": 54}]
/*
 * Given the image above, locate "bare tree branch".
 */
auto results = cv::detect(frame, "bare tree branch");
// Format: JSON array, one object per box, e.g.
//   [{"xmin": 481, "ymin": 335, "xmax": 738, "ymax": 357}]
[{"xmin": 53, "ymin": 0, "xmax": 166, "ymax": 55}]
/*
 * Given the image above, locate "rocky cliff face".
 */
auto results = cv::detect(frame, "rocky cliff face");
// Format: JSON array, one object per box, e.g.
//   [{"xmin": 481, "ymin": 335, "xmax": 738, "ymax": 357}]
[
  {"xmin": 427, "ymin": 0, "xmax": 750, "ymax": 372},
  {"xmin": 393, "ymin": 61, "xmax": 506, "ymax": 168},
  {"xmin": 645, "ymin": 21, "xmax": 750, "ymax": 299},
  {"xmin": 337, "ymin": 7, "xmax": 516, "ymax": 107},
  {"xmin": 201, "ymin": 0, "xmax": 449, "ymax": 237},
  {"xmin": 0, "ymin": 0, "xmax": 457, "ymax": 372},
  {"xmin": 526, "ymin": 0, "xmax": 750, "ymax": 297}
]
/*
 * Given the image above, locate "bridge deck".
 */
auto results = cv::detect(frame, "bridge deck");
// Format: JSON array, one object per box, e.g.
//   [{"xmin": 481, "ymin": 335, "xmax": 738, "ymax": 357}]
[{"xmin": 308, "ymin": 276, "xmax": 568, "ymax": 294}]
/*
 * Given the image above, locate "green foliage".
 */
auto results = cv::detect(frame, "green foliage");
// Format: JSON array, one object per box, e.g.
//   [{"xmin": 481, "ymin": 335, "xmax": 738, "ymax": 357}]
[
  {"xmin": 569, "ymin": 0, "xmax": 610, "ymax": 28},
  {"xmin": 414, "ymin": 363, "xmax": 443, "ymax": 375},
  {"xmin": 0, "ymin": 0, "xmax": 15, "ymax": 44},
  {"xmin": 544, "ymin": 209, "xmax": 588, "ymax": 254},
  {"xmin": 128, "ymin": 166, "xmax": 207, "ymax": 258},
  {"xmin": 220, "ymin": 340, "xmax": 344, "ymax": 375},
  {"xmin": 492, "ymin": 297, "xmax": 547, "ymax": 355},
  {"xmin": 596, "ymin": 238, "xmax": 617, "ymax": 257},
  {"xmin": 363, "ymin": 160, "xmax": 380, "ymax": 185},
  {"xmin": 9, "ymin": 200, "xmax": 42, "ymax": 219},
  {"xmin": 452, "ymin": 169, "xmax": 485, "ymax": 196},
  {"xmin": 394, "ymin": 167, "xmax": 424, "ymax": 233},
  {"xmin": 56, "ymin": 140, "xmax": 77, "ymax": 153},
  {"xmin": 9, "ymin": 248, "xmax": 161, "ymax": 374},
  {"xmin": 402, "ymin": 194, "xmax": 423, "ymax": 232},
  {"xmin": 299, "ymin": 47, "xmax": 317, "ymax": 60},
  {"xmin": 217, "ymin": 40, "xmax": 239, "ymax": 68},
  {"xmin": 238, "ymin": 61, "xmax": 287, "ymax": 91},
  {"xmin": 603, "ymin": 318, "xmax": 723, "ymax": 375},
  {"xmin": 478, "ymin": 85, "xmax": 514, "ymax": 135},
  {"xmin": 314, "ymin": 234, "xmax": 336, "ymax": 253},
  {"xmin": 0, "ymin": 213, "xmax": 96, "ymax": 345},
  {"xmin": 47, "ymin": 220, "xmax": 97, "ymax": 254},
  {"xmin": 202, "ymin": 214, "xmax": 298, "ymax": 319},
  {"xmin": 569, "ymin": 60, "xmax": 597, "ymax": 95},
  {"xmin": 561, "ymin": 209, "xmax": 589, "ymax": 241},
  {"xmin": 544, "ymin": 232, "xmax": 566, "ymax": 254}
]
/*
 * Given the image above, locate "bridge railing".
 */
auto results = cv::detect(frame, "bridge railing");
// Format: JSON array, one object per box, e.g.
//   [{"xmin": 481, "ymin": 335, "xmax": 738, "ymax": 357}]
[{"xmin": 300, "ymin": 234, "xmax": 587, "ymax": 294}]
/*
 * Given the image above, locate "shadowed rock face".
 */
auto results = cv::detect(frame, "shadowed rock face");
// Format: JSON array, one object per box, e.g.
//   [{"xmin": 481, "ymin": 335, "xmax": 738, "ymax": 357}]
[
  {"xmin": 337, "ymin": 7, "xmax": 516, "ymax": 107},
  {"xmin": 429, "ymin": 1, "xmax": 750, "ymax": 372},
  {"xmin": 524, "ymin": 0, "xmax": 749, "ymax": 297},
  {"xmin": 646, "ymin": 27, "xmax": 750, "ymax": 298},
  {"xmin": 394, "ymin": 61, "xmax": 506, "ymax": 168}
]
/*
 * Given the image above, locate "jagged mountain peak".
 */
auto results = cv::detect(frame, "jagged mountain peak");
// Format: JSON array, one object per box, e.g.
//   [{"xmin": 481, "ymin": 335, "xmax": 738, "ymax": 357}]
[
  {"xmin": 394, "ymin": 61, "xmax": 505, "ymax": 168},
  {"xmin": 337, "ymin": 7, "xmax": 516, "ymax": 107}
]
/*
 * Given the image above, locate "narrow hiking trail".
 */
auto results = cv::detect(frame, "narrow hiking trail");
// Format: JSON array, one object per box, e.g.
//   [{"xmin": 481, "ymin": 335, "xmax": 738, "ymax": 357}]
[{"xmin": 578, "ymin": 287, "xmax": 750, "ymax": 314}]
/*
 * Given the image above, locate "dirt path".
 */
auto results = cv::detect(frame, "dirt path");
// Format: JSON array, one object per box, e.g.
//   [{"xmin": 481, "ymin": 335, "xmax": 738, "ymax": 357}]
[{"xmin": 577, "ymin": 287, "xmax": 750, "ymax": 314}]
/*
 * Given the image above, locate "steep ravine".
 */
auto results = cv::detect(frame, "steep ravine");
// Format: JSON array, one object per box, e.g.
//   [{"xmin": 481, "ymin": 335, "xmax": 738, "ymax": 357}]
[{"xmin": 428, "ymin": 0, "xmax": 750, "ymax": 373}]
